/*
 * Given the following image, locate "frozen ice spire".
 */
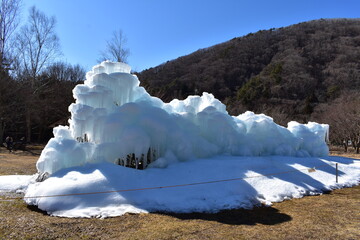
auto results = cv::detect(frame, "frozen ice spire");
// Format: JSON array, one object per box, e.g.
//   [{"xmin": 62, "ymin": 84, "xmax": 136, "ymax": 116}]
[{"xmin": 36, "ymin": 61, "xmax": 329, "ymax": 175}]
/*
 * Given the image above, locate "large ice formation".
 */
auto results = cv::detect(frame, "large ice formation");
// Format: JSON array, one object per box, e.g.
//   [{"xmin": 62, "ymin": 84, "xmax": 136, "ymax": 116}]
[{"xmin": 36, "ymin": 61, "xmax": 329, "ymax": 174}]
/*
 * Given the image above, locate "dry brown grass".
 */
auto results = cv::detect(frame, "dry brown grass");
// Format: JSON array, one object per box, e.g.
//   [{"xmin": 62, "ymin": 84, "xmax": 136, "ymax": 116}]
[
  {"xmin": 0, "ymin": 145, "xmax": 359, "ymax": 239},
  {"xmin": 0, "ymin": 145, "xmax": 41, "ymax": 176},
  {"xmin": 330, "ymin": 145, "xmax": 360, "ymax": 159}
]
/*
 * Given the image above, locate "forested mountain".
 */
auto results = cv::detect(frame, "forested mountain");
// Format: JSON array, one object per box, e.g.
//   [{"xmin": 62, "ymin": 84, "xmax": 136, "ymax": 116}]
[{"xmin": 138, "ymin": 18, "xmax": 360, "ymax": 146}]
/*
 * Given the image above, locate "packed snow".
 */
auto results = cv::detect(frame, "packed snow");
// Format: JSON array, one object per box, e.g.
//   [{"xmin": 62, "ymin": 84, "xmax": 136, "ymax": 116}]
[
  {"xmin": 1, "ymin": 61, "xmax": 359, "ymax": 218},
  {"xmin": 1, "ymin": 156, "xmax": 360, "ymax": 218}
]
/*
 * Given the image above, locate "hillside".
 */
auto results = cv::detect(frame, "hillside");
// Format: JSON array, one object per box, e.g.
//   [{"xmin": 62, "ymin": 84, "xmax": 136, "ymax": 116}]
[{"xmin": 137, "ymin": 18, "xmax": 360, "ymax": 143}]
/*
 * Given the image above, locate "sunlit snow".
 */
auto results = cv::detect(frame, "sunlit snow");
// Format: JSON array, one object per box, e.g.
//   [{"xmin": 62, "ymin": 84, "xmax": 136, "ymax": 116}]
[{"xmin": 2, "ymin": 61, "xmax": 359, "ymax": 219}]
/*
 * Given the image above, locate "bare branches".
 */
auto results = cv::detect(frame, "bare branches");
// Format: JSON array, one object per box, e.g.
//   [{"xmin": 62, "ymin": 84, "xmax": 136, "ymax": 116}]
[
  {"xmin": 12, "ymin": 6, "xmax": 61, "ymax": 142},
  {"xmin": 99, "ymin": 29, "xmax": 130, "ymax": 63},
  {"xmin": 44, "ymin": 62, "xmax": 85, "ymax": 82},
  {"xmin": 0, "ymin": 0, "xmax": 21, "ymax": 66},
  {"xmin": 312, "ymin": 90, "xmax": 360, "ymax": 150},
  {"xmin": 14, "ymin": 6, "xmax": 61, "ymax": 82}
]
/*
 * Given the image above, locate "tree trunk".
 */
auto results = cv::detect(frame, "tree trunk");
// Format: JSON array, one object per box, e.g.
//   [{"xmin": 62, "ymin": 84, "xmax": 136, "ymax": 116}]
[
  {"xmin": 26, "ymin": 108, "xmax": 31, "ymax": 143},
  {"xmin": 0, "ymin": 120, "xmax": 5, "ymax": 143},
  {"xmin": 26, "ymin": 76, "xmax": 37, "ymax": 143},
  {"xmin": 352, "ymin": 138, "xmax": 357, "ymax": 151},
  {"xmin": 37, "ymin": 125, "xmax": 44, "ymax": 142},
  {"xmin": 343, "ymin": 139, "xmax": 348, "ymax": 152}
]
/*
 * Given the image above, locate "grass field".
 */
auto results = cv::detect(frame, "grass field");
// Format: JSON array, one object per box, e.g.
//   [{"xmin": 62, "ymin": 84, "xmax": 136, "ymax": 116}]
[{"xmin": 0, "ymin": 145, "xmax": 359, "ymax": 239}]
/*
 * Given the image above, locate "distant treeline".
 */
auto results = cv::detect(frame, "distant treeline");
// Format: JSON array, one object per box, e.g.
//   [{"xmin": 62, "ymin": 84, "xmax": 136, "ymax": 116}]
[{"xmin": 0, "ymin": 62, "xmax": 84, "ymax": 143}]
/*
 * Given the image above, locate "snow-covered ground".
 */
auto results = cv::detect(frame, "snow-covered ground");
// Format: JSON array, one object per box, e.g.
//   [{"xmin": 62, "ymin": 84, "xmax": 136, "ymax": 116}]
[
  {"xmin": 1, "ymin": 155, "xmax": 359, "ymax": 218},
  {"xmin": 1, "ymin": 61, "xmax": 358, "ymax": 218}
]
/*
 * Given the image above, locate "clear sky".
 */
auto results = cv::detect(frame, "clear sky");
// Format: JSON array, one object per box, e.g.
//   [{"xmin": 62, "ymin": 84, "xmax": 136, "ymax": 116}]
[{"xmin": 22, "ymin": 0, "xmax": 360, "ymax": 72}]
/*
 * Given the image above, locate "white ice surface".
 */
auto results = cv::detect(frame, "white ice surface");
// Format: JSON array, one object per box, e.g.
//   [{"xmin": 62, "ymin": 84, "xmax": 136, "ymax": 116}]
[
  {"xmin": 35, "ymin": 61, "xmax": 330, "ymax": 175},
  {"xmin": 1, "ymin": 156, "xmax": 358, "ymax": 218},
  {"xmin": 1, "ymin": 61, "xmax": 350, "ymax": 218},
  {"xmin": 0, "ymin": 175, "xmax": 35, "ymax": 193}
]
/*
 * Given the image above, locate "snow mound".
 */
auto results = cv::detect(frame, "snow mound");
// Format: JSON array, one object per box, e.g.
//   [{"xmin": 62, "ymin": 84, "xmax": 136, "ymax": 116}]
[
  {"xmin": 13, "ymin": 61, "xmax": 350, "ymax": 218},
  {"xmin": 36, "ymin": 61, "xmax": 330, "ymax": 175},
  {"xmin": 22, "ymin": 156, "xmax": 360, "ymax": 218}
]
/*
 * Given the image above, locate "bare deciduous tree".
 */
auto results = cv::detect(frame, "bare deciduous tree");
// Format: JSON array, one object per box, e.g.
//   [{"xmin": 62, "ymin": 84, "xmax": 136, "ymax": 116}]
[
  {"xmin": 312, "ymin": 91, "xmax": 360, "ymax": 152},
  {"xmin": 45, "ymin": 61, "xmax": 85, "ymax": 82},
  {"xmin": 15, "ymin": 6, "xmax": 61, "ymax": 85},
  {"xmin": 99, "ymin": 29, "xmax": 130, "ymax": 63},
  {"xmin": 14, "ymin": 6, "xmax": 61, "ymax": 142},
  {"xmin": 0, "ymin": 0, "xmax": 21, "ymax": 67}
]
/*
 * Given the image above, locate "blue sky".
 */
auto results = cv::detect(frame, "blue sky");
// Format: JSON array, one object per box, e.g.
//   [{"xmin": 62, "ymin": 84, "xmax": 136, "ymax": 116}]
[{"xmin": 22, "ymin": 0, "xmax": 360, "ymax": 72}]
